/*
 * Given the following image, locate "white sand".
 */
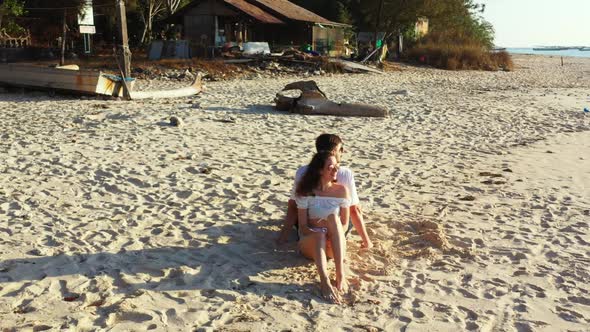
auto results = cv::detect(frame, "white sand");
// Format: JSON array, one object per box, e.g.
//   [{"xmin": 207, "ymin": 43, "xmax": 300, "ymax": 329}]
[{"xmin": 0, "ymin": 54, "xmax": 589, "ymax": 331}]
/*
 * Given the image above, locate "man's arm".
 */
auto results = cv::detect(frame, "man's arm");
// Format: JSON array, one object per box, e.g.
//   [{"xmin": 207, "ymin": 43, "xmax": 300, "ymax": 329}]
[
  {"xmin": 345, "ymin": 169, "xmax": 373, "ymax": 249},
  {"xmin": 297, "ymin": 207, "xmax": 312, "ymax": 236},
  {"xmin": 276, "ymin": 166, "xmax": 305, "ymax": 245},
  {"xmin": 339, "ymin": 186, "xmax": 350, "ymax": 229},
  {"xmin": 346, "ymin": 169, "xmax": 360, "ymax": 206},
  {"xmin": 350, "ymin": 204, "xmax": 373, "ymax": 249},
  {"xmin": 276, "ymin": 199, "xmax": 298, "ymax": 244}
]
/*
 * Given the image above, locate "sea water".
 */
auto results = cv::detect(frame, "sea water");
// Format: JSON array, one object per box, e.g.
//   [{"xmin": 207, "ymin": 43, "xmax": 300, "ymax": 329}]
[{"xmin": 507, "ymin": 48, "xmax": 590, "ymax": 58}]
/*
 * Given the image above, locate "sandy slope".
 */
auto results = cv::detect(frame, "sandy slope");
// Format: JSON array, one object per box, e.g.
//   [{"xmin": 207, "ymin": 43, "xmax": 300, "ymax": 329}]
[{"xmin": 0, "ymin": 54, "xmax": 589, "ymax": 331}]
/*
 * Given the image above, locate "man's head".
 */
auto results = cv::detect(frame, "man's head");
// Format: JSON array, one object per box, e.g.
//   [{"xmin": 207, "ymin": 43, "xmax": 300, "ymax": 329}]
[{"xmin": 315, "ymin": 133, "xmax": 344, "ymax": 163}]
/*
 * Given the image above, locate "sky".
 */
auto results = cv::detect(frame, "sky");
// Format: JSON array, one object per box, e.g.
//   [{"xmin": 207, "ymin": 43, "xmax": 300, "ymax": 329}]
[{"xmin": 480, "ymin": 0, "xmax": 590, "ymax": 47}]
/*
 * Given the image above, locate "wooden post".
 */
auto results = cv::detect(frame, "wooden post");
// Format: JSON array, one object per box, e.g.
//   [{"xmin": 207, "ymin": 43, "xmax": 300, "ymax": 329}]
[
  {"xmin": 311, "ymin": 24, "xmax": 315, "ymax": 53},
  {"xmin": 374, "ymin": 0, "xmax": 384, "ymax": 49},
  {"xmin": 213, "ymin": 15, "xmax": 218, "ymax": 58},
  {"xmin": 398, "ymin": 29, "xmax": 403, "ymax": 58},
  {"xmin": 210, "ymin": 0, "xmax": 215, "ymax": 58},
  {"xmin": 115, "ymin": 0, "xmax": 131, "ymax": 78},
  {"xmin": 60, "ymin": 9, "xmax": 67, "ymax": 66}
]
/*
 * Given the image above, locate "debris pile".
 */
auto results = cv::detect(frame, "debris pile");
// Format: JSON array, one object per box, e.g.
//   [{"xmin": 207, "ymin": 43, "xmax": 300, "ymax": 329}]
[
  {"xmin": 130, "ymin": 50, "xmax": 388, "ymax": 82},
  {"xmin": 131, "ymin": 58, "xmax": 338, "ymax": 82}
]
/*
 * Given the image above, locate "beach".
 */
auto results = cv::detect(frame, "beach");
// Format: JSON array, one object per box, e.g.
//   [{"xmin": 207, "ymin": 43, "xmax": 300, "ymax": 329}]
[{"xmin": 0, "ymin": 54, "xmax": 589, "ymax": 331}]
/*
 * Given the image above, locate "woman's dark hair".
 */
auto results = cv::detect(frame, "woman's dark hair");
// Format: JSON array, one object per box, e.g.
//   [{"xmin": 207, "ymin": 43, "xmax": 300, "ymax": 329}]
[{"xmin": 296, "ymin": 151, "xmax": 334, "ymax": 197}]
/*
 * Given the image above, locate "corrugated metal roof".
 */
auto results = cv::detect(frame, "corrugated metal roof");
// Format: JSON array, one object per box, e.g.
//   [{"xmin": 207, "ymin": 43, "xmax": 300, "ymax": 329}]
[
  {"xmin": 224, "ymin": 0, "xmax": 284, "ymax": 24},
  {"xmin": 251, "ymin": 0, "xmax": 334, "ymax": 24},
  {"xmin": 169, "ymin": 0, "xmax": 348, "ymax": 26}
]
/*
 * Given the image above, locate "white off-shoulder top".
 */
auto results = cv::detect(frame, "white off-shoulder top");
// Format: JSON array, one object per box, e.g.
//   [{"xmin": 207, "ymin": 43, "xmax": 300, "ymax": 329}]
[{"xmin": 295, "ymin": 196, "xmax": 351, "ymax": 219}]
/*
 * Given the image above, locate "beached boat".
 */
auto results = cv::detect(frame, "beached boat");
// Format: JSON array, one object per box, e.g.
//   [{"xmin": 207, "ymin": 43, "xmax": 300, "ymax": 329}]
[
  {"xmin": 129, "ymin": 73, "xmax": 203, "ymax": 100},
  {"xmin": 0, "ymin": 63, "xmax": 134, "ymax": 96},
  {"xmin": 532, "ymin": 47, "xmax": 569, "ymax": 51},
  {"xmin": 0, "ymin": 63, "xmax": 203, "ymax": 99}
]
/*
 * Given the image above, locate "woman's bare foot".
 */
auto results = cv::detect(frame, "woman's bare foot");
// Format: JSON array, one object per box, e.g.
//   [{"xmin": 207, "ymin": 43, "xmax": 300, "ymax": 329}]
[
  {"xmin": 275, "ymin": 232, "xmax": 289, "ymax": 245},
  {"xmin": 336, "ymin": 275, "xmax": 349, "ymax": 294},
  {"xmin": 361, "ymin": 239, "xmax": 374, "ymax": 249},
  {"xmin": 320, "ymin": 281, "xmax": 341, "ymax": 304}
]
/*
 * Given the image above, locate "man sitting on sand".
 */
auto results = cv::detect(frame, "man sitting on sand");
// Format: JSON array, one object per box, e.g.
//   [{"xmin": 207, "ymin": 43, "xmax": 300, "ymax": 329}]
[{"xmin": 277, "ymin": 133, "xmax": 373, "ymax": 249}]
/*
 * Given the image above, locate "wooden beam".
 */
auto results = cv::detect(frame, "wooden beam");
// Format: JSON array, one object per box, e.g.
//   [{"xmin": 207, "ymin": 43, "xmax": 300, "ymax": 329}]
[{"xmin": 115, "ymin": 0, "xmax": 132, "ymax": 78}]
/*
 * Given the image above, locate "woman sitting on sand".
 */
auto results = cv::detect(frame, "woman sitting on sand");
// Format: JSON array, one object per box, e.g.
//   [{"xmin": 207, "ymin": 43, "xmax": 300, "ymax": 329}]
[{"xmin": 295, "ymin": 151, "xmax": 350, "ymax": 303}]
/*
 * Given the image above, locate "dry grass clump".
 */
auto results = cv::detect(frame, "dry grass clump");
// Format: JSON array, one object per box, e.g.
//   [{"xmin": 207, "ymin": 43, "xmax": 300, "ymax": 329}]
[
  {"xmin": 406, "ymin": 43, "xmax": 513, "ymax": 71},
  {"xmin": 489, "ymin": 50, "xmax": 514, "ymax": 71},
  {"xmin": 378, "ymin": 61, "xmax": 403, "ymax": 72},
  {"xmin": 317, "ymin": 57, "xmax": 345, "ymax": 73}
]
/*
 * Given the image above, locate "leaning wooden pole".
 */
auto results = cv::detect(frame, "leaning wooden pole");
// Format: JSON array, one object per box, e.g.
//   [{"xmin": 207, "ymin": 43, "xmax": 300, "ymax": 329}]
[{"xmin": 115, "ymin": 0, "xmax": 132, "ymax": 78}]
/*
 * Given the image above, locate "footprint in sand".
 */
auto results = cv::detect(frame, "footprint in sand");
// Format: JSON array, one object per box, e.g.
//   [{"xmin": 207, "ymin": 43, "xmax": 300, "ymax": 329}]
[
  {"xmin": 555, "ymin": 306, "xmax": 585, "ymax": 323},
  {"xmin": 127, "ymin": 177, "xmax": 151, "ymax": 188},
  {"xmin": 513, "ymin": 303, "xmax": 528, "ymax": 313},
  {"xmin": 106, "ymin": 311, "xmax": 154, "ymax": 326}
]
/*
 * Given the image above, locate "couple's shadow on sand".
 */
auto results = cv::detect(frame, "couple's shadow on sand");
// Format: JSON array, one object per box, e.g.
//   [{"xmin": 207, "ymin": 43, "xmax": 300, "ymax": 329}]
[{"xmin": 0, "ymin": 220, "xmax": 322, "ymax": 305}]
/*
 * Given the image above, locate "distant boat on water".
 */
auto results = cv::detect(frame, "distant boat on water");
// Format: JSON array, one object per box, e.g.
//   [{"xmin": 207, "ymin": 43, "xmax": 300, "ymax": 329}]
[
  {"xmin": 507, "ymin": 47, "xmax": 590, "ymax": 58},
  {"xmin": 532, "ymin": 47, "xmax": 570, "ymax": 51}
]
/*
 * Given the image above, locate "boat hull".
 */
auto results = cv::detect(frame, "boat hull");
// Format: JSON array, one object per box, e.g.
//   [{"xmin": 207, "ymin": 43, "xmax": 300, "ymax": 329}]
[
  {"xmin": 532, "ymin": 47, "xmax": 569, "ymax": 51},
  {"xmin": 0, "ymin": 63, "xmax": 134, "ymax": 96}
]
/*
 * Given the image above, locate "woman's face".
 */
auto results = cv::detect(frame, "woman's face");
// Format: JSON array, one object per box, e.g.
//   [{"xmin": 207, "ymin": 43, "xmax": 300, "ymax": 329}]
[{"xmin": 321, "ymin": 156, "xmax": 339, "ymax": 182}]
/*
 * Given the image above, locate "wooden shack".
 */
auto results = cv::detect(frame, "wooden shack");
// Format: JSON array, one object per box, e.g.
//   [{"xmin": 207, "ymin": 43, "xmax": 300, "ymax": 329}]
[{"xmin": 167, "ymin": 0, "xmax": 350, "ymax": 57}]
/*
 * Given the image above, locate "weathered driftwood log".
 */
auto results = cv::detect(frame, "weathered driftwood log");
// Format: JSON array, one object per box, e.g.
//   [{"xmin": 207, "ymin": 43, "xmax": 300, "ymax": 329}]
[
  {"xmin": 129, "ymin": 73, "xmax": 203, "ymax": 100},
  {"xmin": 275, "ymin": 80, "xmax": 388, "ymax": 117},
  {"xmin": 55, "ymin": 64, "xmax": 80, "ymax": 70}
]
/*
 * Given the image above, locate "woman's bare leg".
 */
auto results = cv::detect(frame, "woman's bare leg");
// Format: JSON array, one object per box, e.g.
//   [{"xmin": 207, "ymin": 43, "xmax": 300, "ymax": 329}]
[
  {"xmin": 298, "ymin": 232, "xmax": 341, "ymax": 303},
  {"xmin": 323, "ymin": 214, "xmax": 348, "ymax": 293}
]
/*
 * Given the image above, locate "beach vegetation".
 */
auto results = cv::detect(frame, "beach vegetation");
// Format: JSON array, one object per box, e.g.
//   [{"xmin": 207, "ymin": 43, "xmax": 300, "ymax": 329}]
[
  {"xmin": 405, "ymin": 38, "xmax": 514, "ymax": 71},
  {"xmin": 293, "ymin": 0, "xmax": 512, "ymax": 71},
  {"xmin": 13, "ymin": 0, "xmax": 511, "ymax": 72},
  {"xmin": 0, "ymin": 0, "xmax": 26, "ymax": 34}
]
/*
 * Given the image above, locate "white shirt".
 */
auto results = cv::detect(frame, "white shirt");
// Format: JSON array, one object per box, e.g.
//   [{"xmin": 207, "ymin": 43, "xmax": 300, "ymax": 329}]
[
  {"xmin": 295, "ymin": 196, "xmax": 351, "ymax": 219},
  {"xmin": 290, "ymin": 165, "xmax": 360, "ymax": 206}
]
